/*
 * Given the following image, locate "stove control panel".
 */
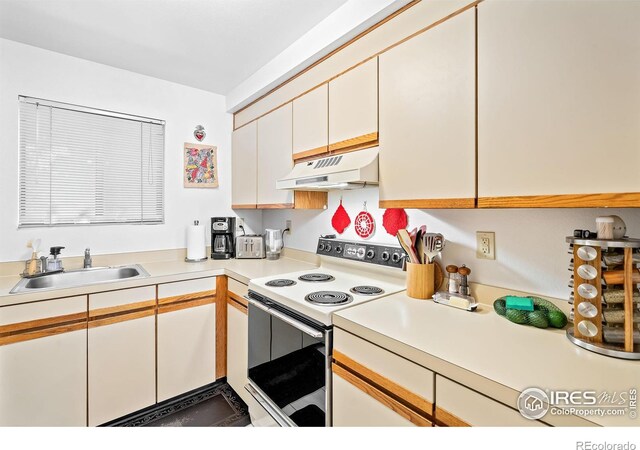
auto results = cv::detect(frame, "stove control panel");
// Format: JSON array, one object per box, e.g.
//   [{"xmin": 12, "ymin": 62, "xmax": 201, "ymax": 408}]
[{"xmin": 316, "ymin": 238, "xmax": 405, "ymax": 269}]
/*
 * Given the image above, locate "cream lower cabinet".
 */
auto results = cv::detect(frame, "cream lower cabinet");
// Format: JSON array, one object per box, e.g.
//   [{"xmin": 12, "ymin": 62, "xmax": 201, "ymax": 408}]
[
  {"xmin": 378, "ymin": 7, "xmax": 475, "ymax": 209},
  {"xmin": 226, "ymin": 279, "xmax": 249, "ymax": 402},
  {"xmin": 0, "ymin": 296, "xmax": 87, "ymax": 426},
  {"xmin": 329, "ymin": 57, "xmax": 378, "ymax": 152},
  {"xmin": 478, "ymin": 0, "xmax": 640, "ymax": 207},
  {"xmin": 257, "ymin": 103, "xmax": 294, "ymax": 208},
  {"xmin": 88, "ymin": 287, "xmax": 156, "ymax": 426},
  {"xmin": 157, "ymin": 277, "xmax": 217, "ymax": 402},
  {"xmin": 332, "ymin": 328, "xmax": 433, "ymax": 427},
  {"xmin": 435, "ymin": 375, "xmax": 547, "ymax": 427},
  {"xmin": 231, "ymin": 121, "xmax": 258, "ymax": 209}
]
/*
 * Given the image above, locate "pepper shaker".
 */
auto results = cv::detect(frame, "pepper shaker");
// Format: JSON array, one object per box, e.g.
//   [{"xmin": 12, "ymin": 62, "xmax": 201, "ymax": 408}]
[{"xmin": 458, "ymin": 265, "xmax": 471, "ymax": 296}]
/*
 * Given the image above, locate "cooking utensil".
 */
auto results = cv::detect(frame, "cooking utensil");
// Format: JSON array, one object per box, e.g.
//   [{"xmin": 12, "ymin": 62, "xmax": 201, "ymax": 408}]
[
  {"xmin": 423, "ymin": 233, "xmax": 445, "ymax": 263},
  {"xmin": 415, "ymin": 227, "xmax": 425, "ymax": 264},
  {"xmin": 397, "ymin": 229, "xmax": 419, "ymax": 264}
]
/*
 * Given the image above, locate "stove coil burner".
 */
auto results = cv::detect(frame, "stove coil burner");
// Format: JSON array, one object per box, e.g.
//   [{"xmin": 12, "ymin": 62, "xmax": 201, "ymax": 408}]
[
  {"xmin": 350, "ymin": 286, "xmax": 384, "ymax": 296},
  {"xmin": 298, "ymin": 273, "xmax": 335, "ymax": 283},
  {"xmin": 265, "ymin": 279, "xmax": 296, "ymax": 287},
  {"xmin": 305, "ymin": 291, "xmax": 353, "ymax": 306}
]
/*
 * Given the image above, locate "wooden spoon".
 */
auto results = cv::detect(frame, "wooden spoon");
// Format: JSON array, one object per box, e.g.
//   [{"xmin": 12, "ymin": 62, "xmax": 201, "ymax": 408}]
[{"xmin": 397, "ymin": 229, "xmax": 419, "ymax": 264}]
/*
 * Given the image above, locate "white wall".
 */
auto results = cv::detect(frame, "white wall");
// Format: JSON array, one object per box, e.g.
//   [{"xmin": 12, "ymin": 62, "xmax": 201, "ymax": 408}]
[
  {"xmin": 263, "ymin": 188, "xmax": 640, "ymax": 300},
  {"xmin": 0, "ymin": 38, "xmax": 261, "ymax": 263}
]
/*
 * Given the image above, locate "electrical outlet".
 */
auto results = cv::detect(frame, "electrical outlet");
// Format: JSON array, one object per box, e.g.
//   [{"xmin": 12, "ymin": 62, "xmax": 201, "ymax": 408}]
[
  {"xmin": 237, "ymin": 217, "xmax": 244, "ymax": 229},
  {"xmin": 285, "ymin": 220, "xmax": 292, "ymax": 233},
  {"xmin": 476, "ymin": 231, "xmax": 495, "ymax": 260}
]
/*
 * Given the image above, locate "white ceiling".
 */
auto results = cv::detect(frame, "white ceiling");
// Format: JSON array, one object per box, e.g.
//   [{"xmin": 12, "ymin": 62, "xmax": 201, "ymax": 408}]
[{"xmin": 0, "ymin": 0, "xmax": 348, "ymax": 95}]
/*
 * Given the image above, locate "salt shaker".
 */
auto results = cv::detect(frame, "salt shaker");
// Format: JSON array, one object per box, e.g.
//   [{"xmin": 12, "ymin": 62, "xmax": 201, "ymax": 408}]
[{"xmin": 446, "ymin": 265, "xmax": 459, "ymax": 294}]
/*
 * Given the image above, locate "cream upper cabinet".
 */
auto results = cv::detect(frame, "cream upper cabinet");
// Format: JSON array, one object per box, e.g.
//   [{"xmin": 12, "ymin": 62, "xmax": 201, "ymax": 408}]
[
  {"xmin": 328, "ymin": 58, "xmax": 378, "ymax": 150},
  {"xmin": 478, "ymin": 0, "xmax": 640, "ymax": 207},
  {"xmin": 232, "ymin": 121, "xmax": 258, "ymax": 208},
  {"xmin": 88, "ymin": 287, "xmax": 156, "ymax": 426},
  {"xmin": 257, "ymin": 103, "xmax": 294, "ymax": 207},
  {"xmin": 0, "ymin": 296, "xmax": 87, "ymax": 426},
  {"xmin": 378, "ymin": 8, "xmax": 475, "ymax": 209},
  {"xmin": 293, "ymin": 84, "xmax": 328, "ymax": 159},
  {"xmin": 157, "ymin": 278, "xmax": 217, "ymax": 402}
]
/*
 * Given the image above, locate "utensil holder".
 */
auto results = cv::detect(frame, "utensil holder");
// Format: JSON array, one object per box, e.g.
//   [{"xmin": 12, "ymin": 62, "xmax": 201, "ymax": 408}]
[{"xmin": 406, "ymin": 263, "xmax": 435, "ymax": 300}]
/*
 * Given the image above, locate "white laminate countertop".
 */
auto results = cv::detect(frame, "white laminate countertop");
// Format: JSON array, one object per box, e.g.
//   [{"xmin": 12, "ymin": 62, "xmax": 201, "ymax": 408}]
[
  {"xmin": 333, "ymin": 292, "xmax": 640, "ymax": 427},
  {"xmin": 0, "ymin": 256, "xmax": 318, "ymax": 307}
]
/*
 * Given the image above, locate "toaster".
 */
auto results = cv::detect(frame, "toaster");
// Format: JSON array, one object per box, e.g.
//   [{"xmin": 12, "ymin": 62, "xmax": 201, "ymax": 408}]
[{"xmin": 235, "ymin": 235, "xmax": 265, "ymax": 259}]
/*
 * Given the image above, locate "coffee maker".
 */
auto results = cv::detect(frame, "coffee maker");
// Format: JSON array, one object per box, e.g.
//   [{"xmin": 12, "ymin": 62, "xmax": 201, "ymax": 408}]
[{"xmin": 211, "ymin": 217, "xmax": 235, "ymax": 259}]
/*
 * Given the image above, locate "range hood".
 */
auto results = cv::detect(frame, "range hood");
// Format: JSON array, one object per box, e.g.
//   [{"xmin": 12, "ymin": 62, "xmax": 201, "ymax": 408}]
[{"xmin": 277, "ymin": 147, "xmax": 379, "ymax": 191}]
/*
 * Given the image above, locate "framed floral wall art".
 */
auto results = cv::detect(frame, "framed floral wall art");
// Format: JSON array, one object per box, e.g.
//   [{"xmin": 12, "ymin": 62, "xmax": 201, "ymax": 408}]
[{"xmin": 184, "ymin": 143, "xmax": 218, "ymax": 188}]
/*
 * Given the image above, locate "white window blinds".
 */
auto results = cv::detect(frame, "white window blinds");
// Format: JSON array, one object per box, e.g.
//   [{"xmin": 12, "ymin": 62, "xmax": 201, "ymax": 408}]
[{"xmin": 19, "ymin": 96, "xmax": 165, "ymax": 227}]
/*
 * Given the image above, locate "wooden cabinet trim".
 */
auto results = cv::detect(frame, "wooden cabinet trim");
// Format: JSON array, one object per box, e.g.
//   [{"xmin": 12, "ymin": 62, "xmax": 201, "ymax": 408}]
[
  {"xmin": 0, "ymin": 322, "xmax": 87, "ymax": 346},
  {"xmin": 89, "ymin": 299, "xmax": 156, "ymax": 319},
  {"xmin": 435, "ymin": 406, "xmax": 471, "ymax": 427},
  {"xmin": 227, "ymin": 291, "xmax": 248, "ymax": 315},
  {"xmin": 88, "ymin": 308, "xmax": 156, "ymax": 329},
  {"xmin": 292, "ymin": 145, "xmax": 329, "ymax": 162},
  {"xmin": 379, "ymin": 198, "xmax": 476, "ymax": 209},
  {"xmin": 333, "ymin": 363, "xmax": 432, "ymax": 427},
  {"xmin": 333, "ymin": 349, "xmax": 434, "ymax": 419},
  {"xmin": 216, "ymin": 276, "xmax": 228, "ymax": 379},
  {"xmin": 256, "ymin": 203, "xmax": 295, "ymax": 209},
  {"xmin": 478, "ymin": 193, "xmax": 640, "ymax": 208},
  {"xmin": 158, "ymin": 290, "xmax": 215, "ymax": 306},
  {"xmin": 231, "ymin": 204, "xmax": 257, "ymax": 209},
  {"xmin": 157, "ymin": 296, "xmax": 215, "ymax": 315},
  {"xmin": 294, "ymin": 191, "xmax": 328, "ymax": 209},
  {"xmin": 328, "ymin": 132, "xmax": 378, "ymax": 154}
]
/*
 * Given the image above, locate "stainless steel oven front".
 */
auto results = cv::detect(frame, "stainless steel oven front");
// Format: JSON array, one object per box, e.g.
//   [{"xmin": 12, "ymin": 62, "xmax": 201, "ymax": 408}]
[{"xmin": 245, "ymin": 291, "xmax": 332, "ymax": 427}]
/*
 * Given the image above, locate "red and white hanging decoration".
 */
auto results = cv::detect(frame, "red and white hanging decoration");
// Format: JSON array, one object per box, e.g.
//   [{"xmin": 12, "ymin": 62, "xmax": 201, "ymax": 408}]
[
  {"xmin": 354, "ymin": 201, "xmax": 375, "ymax": 239},
  {"xmin": 331, "ymin": 197, "xmax": 351, "ymax": 234}
]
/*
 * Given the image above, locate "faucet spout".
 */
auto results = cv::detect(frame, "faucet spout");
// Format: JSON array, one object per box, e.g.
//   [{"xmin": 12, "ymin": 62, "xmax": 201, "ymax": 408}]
[{"xmin": 84, "ymin": 248, "xmax": 92, "ymax": 269}]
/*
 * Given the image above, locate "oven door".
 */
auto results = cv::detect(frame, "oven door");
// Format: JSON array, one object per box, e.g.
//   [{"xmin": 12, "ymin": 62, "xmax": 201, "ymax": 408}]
[{"xmin": 246, "ymin": 294, "xmax": 331, "ymax": 427}]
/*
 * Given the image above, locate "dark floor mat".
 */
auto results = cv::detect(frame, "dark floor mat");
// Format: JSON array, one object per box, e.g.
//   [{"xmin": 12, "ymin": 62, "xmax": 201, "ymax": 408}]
[
  {"xmin": 248, "ymin": 344, "xmax": 325, "ymax": 408},
  {"xmin": 290, "ymin": 404, "xmax": 325, "ymax": 427},
  {"xmin": 105, "ymin": 381, "xmax": 250, "ymax": 427}
]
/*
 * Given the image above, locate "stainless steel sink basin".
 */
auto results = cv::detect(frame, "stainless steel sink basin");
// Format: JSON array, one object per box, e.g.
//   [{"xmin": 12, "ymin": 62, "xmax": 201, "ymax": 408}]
[{"xmin": 10, "ymin": 264, "xmax": 150, "ymax": 294}]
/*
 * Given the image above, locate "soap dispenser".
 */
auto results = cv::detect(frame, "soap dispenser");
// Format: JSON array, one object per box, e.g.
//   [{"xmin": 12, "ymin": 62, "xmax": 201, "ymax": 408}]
[{"xmin": 47, "ymin": 246, "xmax": 65, "ymax": 272}]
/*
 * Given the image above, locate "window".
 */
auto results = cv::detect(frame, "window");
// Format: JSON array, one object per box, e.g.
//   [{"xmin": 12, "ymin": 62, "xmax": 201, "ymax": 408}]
[{"xmin": 19, "ymin": 96, "xmax": 165, "ymax": 227}]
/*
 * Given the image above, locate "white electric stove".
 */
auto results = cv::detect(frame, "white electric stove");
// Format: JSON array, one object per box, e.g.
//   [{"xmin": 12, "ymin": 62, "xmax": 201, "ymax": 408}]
[{"xmin": 245, "ymin": 237, "xmax": 407, "ymax": 427}]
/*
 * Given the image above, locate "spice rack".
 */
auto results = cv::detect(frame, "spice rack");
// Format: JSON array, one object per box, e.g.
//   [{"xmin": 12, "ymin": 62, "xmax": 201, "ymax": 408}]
[{"xmin": 566, "ymin": 237, "xmax": 640, "ymax": 359}]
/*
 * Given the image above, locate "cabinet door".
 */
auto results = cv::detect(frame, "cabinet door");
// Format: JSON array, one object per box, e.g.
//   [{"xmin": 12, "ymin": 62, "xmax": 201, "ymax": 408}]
[
  {"xmin": 293, "ymin": 84, "xmax": 328, "ymax": 160},
  {"xmin": 0, "ymin": 296, "xmax": 87, "ymax": 426},
  {"xmin": 232, "ymin": 121, "xmax": 258, "ymax": 209},
  {"xmin": 329, "ymin": 57, "xmax": 378, "ymax": 152},
  {"xmin": 257, "ymin": 103, "xmax": 294, "ymax": 207},
  {"xmin": 227, "ymin": 299, "xmax": 248, "ymax": 400},
  {"xmin": 379, "ymin": 8, "xmax": 475, "ymax": 209},
  {"xmin": 157, "ymin": 278, "xmax": 217, "ymax": 401},
  {"xmin": 88, "ymin": 287, "xmax": 156, "ymax": 426},
  {"xmin": 478, "ymin": 1, "xmax": 640, "ymax": 207},
  {"xmin": 332, "ymin": 372, "xmax": 416, "ymax": 427}
]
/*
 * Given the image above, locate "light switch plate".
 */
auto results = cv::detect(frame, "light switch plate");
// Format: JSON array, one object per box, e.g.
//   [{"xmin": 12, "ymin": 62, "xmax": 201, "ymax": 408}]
[{"xmin": 476, "ymin": 231, "xmax": 495, "ymax": 260}]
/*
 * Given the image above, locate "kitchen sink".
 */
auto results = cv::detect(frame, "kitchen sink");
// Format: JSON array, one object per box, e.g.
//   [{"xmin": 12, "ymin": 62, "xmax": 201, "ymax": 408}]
[{"xmin": 9, "ymin": 264, "xmax": 150, "ymax": 294}]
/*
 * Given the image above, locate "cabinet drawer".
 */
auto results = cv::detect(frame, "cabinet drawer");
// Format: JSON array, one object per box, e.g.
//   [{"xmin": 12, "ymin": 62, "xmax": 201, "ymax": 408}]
[
  {"xmin": 333, "ymin": 328, "xmax": 434, "ymax": 415},
  {"xmin": 89, "ymin": 286, "xmax": 155, "ymax": 310},
  {"xmin": 228, "ymin": 278, "xmax": 248, "ymax": 298},
  {"xmin": 435, "ymin": 375, "xmax": 547, "ymax": 427},
  {"xmin": 158, "ymin": 277, "xmax": 216, "ymax": 299},
  {"xmin": 0, "ymin": 296, "xmax": 86, "ymax": 325}
]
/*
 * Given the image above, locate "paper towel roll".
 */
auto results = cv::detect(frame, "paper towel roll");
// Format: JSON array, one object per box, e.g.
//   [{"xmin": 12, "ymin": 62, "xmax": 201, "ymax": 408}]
[{"xmin": 186, "ymin": 224, "xmax": 206, "ymax": 261}]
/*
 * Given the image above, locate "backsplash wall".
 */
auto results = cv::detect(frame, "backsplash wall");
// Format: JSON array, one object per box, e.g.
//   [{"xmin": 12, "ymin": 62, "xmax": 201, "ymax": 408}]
[
  {"xmin": 262, "ymin": 187, "xmax": 640, "ymax": 300},
  {"xmin": 0, "ymin": 38, "xmax": 262, "ymax": 263}
]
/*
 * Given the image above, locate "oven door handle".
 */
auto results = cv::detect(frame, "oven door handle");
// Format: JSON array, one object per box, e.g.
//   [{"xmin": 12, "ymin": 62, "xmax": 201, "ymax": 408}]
[{"xmin": 246, "ymin": 297, "xmax": 324, "ymax": 339}]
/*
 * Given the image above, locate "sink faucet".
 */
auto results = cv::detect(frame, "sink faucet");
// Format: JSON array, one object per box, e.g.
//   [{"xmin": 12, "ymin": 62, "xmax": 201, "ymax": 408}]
[{"xmin": 84, "ymin": 248, "xmax": 92, "ymax": 269}]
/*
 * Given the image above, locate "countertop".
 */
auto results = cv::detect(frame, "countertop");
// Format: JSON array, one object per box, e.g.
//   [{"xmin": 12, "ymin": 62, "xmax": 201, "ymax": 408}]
[
  {"xmin": 0, "ymin": 256, "xmax": 318, "ymax": 307},
  {"xmin": 333, "ymin": 292, "xmax": 640, "ymax": 427}
]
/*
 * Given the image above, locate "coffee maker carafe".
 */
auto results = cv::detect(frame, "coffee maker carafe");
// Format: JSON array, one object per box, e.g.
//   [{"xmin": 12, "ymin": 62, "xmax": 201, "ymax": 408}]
[{"xmin": 211, "ymin": 217, "xmax": 235, "ymax": 259}]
